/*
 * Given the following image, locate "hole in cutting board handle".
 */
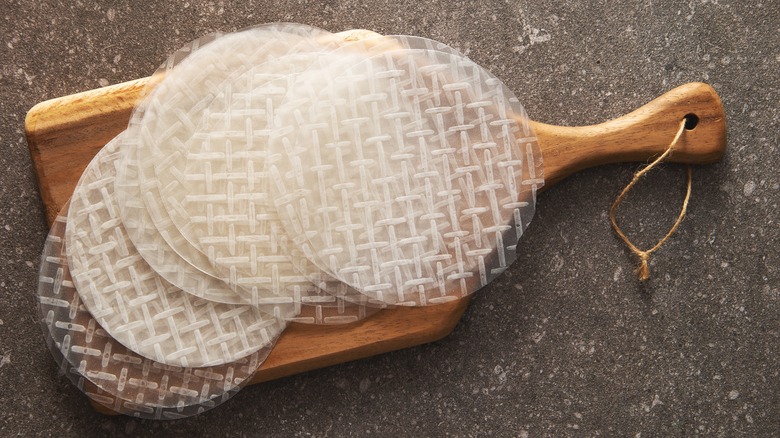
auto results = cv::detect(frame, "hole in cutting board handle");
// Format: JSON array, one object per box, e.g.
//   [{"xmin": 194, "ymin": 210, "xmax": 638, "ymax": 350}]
[{"xmin": 684, "ymin": 113, "xmax": 699, "ymax": 130}]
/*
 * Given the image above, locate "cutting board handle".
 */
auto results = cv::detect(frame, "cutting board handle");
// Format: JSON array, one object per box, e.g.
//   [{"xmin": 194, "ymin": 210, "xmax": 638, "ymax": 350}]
[{"xmin": 533, "ymin": 82, "xmax": 727, "ymax": 186}]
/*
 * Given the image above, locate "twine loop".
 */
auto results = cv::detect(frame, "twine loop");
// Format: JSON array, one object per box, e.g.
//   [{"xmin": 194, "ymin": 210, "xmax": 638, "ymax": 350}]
[{"xmin": 610, "ymin": 119, "xmax": 692, "ymax": 281}]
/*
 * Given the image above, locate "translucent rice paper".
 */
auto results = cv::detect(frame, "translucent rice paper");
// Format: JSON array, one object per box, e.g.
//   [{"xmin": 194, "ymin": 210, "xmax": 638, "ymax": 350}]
[
  {"xmin": 116, "ymin": 24, "xmax": 385, "ymax": 320},
  {"xmin": 158, "ymin": 35, "xmax": 468, "ymax": 308},
  {"xmin": 67, "ymin": 137, "xmax": 288, "ymax": 367},
  {"xmin": 268, "ymin": 38, "xmax": 544, "ymax": 306},
  {"xmin": 159, "ymin": 51, "xmax": 389, "ymax": 309},
  {"xmin": 116, "ymin": 23, "xmax": 346, "ymax": 304},
  {"xmin": 39, "ymin": 205, "xmax": 267, "ymax": 419}
]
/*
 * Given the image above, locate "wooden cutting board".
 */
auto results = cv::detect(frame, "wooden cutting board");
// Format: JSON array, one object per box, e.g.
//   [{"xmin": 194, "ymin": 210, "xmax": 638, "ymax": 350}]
[{"xmin": 25, "ymin": 39, "xmax": 726, "ymax": 413}]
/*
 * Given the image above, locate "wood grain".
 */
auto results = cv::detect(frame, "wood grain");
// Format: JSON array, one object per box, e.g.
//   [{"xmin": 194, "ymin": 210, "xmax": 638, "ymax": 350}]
[
  {"xmin": 25, "ymin": 65, "xmax": 725, "ymax": 415},
  {"xmin": 533, "ymin": 82, "xmax": 727, "ymax": 186}
]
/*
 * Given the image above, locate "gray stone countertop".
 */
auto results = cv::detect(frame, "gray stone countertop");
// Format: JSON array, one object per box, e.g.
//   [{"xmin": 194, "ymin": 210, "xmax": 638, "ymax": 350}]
[{"xmin": 1, "ymin": 1, "xmax": 777, "ymax": 436}]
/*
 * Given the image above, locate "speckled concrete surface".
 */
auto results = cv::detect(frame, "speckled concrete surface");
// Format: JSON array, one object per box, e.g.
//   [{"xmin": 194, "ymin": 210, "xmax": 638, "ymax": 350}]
[{"xmin": 1, "ymin": 1, "xmax": 778, "ymax": 436}]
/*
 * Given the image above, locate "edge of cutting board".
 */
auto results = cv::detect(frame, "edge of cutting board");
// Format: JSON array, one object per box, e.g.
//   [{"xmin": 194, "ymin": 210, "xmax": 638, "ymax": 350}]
[{"xmin": 25, "ymin": 77, "xmax": 471, "ymax": 415}]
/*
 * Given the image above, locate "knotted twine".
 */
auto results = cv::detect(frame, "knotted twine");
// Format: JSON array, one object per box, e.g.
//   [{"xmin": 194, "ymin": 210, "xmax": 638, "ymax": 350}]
[{"xmin": 610, "ymin": 119, "xmax": 692, "ymax": 281}]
